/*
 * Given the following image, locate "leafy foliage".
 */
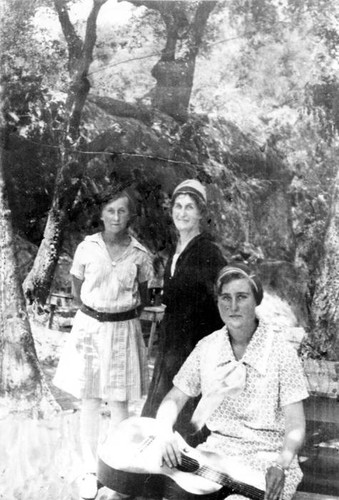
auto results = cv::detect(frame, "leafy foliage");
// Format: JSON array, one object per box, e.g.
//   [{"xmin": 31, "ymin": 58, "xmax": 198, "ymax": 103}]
[
  {"xmin": 89, "ymin": 7, "xmax": 164, "ymax": 102},
  {"xmin": 0, "ymin": 0, "xmax": 69, "ymax": 241},
  {"xmin": 1, "ymin": 0, "xmax": 339, "ymax": 309}
]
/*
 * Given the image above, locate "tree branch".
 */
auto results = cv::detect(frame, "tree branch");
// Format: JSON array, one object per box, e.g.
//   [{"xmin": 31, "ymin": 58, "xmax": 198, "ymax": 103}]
[
  {"xmin": 126, "ymin": 1, "xmax": 216, "ymax": 61},
  {"xmin": 53, "ymin": 0, "xmax": 83, "ymax": 72},
  {"xmin": 125, "ymin": 0, "xmax": 179, "ymax": 15},
  {"xmin": 124, "ymin": 0, "xmax": 216, "ymax": 119},
  {"xmin": 188, "ymin": 1, "xmax": 217, "ymax": 58},
  {"xmin": 63, "ymin": 0, "xmax": 108, "ymax": 140},
  {"xmin": 82, "ymin": 0, "xmax": 108, "ymax": 69}
]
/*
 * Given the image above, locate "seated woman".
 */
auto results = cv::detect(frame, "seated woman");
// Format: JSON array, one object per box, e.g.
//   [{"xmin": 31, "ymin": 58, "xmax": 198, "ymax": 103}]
[{"xmin": 155, "ymin": 263, "xmax": 309, "ymax": 500}]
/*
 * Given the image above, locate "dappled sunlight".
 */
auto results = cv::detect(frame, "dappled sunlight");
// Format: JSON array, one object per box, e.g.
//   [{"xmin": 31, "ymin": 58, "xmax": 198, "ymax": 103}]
[
  {"xmin": 0, "ymin": 411, "xmax": 83, "ymax": 500},
  {"xmin": 256, "ymin": 291, "xmax": 306, "ymax": 348},
  {"xmin": 0, "ymin": 319, "xmax": 147, "ymax": 499}
]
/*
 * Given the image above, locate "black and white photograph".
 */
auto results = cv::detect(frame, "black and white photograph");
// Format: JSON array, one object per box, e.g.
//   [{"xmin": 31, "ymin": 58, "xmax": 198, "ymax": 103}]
[{"xmin": 0, "ymin": 1, "xmax": 338, "ymax": 499}]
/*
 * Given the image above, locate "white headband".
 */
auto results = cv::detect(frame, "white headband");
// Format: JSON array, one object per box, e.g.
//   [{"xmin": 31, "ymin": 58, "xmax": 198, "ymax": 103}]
[{"xmin": 217, "ymin": 267, "xmax": 259, "ymax": 293}]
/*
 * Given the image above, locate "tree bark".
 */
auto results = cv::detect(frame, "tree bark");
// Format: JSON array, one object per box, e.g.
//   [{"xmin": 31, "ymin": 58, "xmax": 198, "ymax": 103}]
[
  {"xmin": 54, "ymin": 0, "xmax": 108, "ymax": 140},
  {"xmin": 23, "ymin": 160, "xmax": 82, "ymax": 304},
  {"xmin": 87, "ymin": 94, "xmax": 153, "ymax": 124},
  {"xmin": 0, "ymin": 160, "xmax": 59, "ymax": 416},
  {"xmin": 308, "ymin": 168, "xmax": 339, "ymax": 360},
  {"xmin": 127, "ymin": 0, "xmax": 217, "ymax": 121},
  {"xmin": 23, "ymin": 0, "xmax": 107, "ymax": 305},
  {"xmin": 53, "ymin": 0, "xmax": 83, "ymax": 74}
]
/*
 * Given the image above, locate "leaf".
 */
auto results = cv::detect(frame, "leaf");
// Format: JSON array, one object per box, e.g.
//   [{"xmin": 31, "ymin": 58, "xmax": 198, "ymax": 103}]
[{"xmin": 8, "ymin": 111, "xmax": 20, "ymax": 123}]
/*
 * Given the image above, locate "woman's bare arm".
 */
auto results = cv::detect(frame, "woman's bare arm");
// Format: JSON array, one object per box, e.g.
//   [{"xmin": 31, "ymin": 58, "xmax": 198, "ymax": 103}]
[
  {"xmin": 71, "ymin": 276, "xmax": 83, "ymax": 307},
  {"xmin": 156, "ymin": 386, "xmax": 191, "ymax": 468},
  {"xmin": 265, "ymin": 400, "xmax": 306, "ymax": 500}
]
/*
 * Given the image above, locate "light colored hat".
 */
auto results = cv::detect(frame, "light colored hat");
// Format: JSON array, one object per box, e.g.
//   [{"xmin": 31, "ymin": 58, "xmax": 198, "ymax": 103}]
[{"xmin": 172, "ymin": 179, "xmax": 207, "ymax": 204}]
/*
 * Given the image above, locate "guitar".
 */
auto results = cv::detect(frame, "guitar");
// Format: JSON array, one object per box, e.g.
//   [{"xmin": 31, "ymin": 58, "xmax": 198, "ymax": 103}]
[{"xmin": 97, "ymin": 417, "xmax": 265, "ymax": 499}]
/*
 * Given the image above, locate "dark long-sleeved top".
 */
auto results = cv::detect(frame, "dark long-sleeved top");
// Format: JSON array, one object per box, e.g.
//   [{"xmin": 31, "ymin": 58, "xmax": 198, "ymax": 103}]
[
  {"xmin": 161, "ymin": 232, "xmax": 226, "ymax": 353},
  {"xmin": 142, "ymin": 232, "xmax": 226, "ymax": 423}
]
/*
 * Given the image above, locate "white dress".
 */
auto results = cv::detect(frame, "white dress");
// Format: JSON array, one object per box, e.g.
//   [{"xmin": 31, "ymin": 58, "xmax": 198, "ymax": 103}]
[
  {"xmin": 53, "ymin": 232, "xmax": 153, "ymax": 401},
  {"xmin": 173, "ymin": 320, "xmax": 309, "ymax": 500}
]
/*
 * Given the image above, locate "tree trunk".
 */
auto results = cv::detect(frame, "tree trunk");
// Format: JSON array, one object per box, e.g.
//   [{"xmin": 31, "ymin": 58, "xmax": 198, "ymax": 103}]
[
  {"xmin": 23, "ymin": 159, "xmax": 82, "ymax": 305},
  {"xmin": 0, "ymin": 161, "xmax": 59, "ymax": 416},
  {"xmin": 23, "ymin": 0, "xmax": 107, "ymax": 305},
  {"xmin": 59, "ymin": 0, "xmax": 108, "ymax": 140},
  {"xmin": 308, "ymin": 168, "xmax": 339, "ymax": 360},
  {"xmin": 128, "ymin": 0, "xmax": 217, "ymax": 121},
  {"xmin": 151, "ymin": 59, "xmax": 196, "ymax": 121}
]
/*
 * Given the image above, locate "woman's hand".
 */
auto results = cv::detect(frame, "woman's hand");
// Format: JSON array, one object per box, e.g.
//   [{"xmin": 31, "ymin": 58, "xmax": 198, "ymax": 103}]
[
  {"xmin": 157, "ymin": 428, "xmax": 182, "ymax": 469},
  {"xmin": 265, "ymin": 464, "xmax": 285, "ymax": 500},
  {"xmin": 264, "ymin": 400, "xmax": 306, "ymax": 499},
  {"xmin": 155, "ymin": 386, "xmax": 191, "ymax": 469}
]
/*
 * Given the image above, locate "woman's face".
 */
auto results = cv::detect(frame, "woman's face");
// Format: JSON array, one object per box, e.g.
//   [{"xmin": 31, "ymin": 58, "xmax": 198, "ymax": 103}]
[
  {"xmin": 172, "ymin": 193, "xmax": 202, "ymax": 234},
  {"xmin": 218, "ymin": 278, "xmax": 257, "ymax": 332},
  {"xmin": 101, "ymin": 196, "xmax": 130, "ymax": 234}
]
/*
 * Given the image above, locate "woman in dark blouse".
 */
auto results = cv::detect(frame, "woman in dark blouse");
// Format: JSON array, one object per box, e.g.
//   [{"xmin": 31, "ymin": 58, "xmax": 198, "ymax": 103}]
[
  {"xmin": 142, "ymin": 179, "xmax": 226, "ymax": 443},
  {"xmin": 96, "ymin": 180, "xmax": 226, "ymax": 499}
]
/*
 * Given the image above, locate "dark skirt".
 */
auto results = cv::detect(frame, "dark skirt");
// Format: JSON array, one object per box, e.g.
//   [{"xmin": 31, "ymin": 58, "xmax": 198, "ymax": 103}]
[{"xmin": 142, "ymin": 343, "xmax": 209, "ymax": 444}]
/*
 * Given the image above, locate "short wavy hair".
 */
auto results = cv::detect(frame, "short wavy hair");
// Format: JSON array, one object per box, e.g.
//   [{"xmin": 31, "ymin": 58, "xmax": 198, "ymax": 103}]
[
  {"xmin": 216, "ymin": 262, "xmax": 263, "ymax": 305},
  {"xmin": 96, "ymin": 187, "xmax": 138, "ymax": 225}
]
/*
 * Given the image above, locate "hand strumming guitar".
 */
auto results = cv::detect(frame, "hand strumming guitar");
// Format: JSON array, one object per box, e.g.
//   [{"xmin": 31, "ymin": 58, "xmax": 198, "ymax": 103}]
[
  {"xmin": 155, "ymin": 386, "xmax": 192, "ymax": 469},
  {"xmin": 157, "ymin": 427, "xmax": 181, "ymax": 469}
]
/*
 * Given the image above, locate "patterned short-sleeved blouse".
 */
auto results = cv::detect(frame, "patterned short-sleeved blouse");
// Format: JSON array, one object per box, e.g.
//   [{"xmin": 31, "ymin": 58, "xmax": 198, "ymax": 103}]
[
  {"xmin": 70, "ymin": 232, "xmax": 152, "ymax": 312},
  {"xmin": 173, "ymin": 320, "xmax": 309, "ymax": 499}
]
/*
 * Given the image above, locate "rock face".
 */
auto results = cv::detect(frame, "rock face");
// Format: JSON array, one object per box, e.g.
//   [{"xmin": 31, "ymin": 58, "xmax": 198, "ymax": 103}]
[
  {"xmin": 256, "ymin": 260, "xmax": 310, "ymax": 328},
  {"xmin": 84, "ymin": 96, "xmax": 296, "ymax": 261},
  {"xmin": 13, "ymin": 95, "xmax": 307, "ymax": 327},
  {"xmin": 196, "ymin": 117, "xmax": 295, "ymax": 262},
  {"xmin": 83, "ymin": 97, "xmax": 307, "ymax": 325}
]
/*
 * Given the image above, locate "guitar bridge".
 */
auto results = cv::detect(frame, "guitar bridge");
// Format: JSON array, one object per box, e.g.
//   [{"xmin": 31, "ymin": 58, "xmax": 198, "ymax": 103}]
[{"xmin": 139, "ymin": 435, "xmax": 155, "ymax": 453}]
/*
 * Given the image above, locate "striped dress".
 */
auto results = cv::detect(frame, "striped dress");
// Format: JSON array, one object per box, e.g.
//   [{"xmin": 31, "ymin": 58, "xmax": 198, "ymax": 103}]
[{"xmin": 53, "ymin": 232, "xmax": 153, "ymax": 401}]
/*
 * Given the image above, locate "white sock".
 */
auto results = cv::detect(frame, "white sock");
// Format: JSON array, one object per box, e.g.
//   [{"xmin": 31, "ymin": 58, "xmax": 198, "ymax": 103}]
[{"xmin": 80, "ymin": 398, "xmax": 101, "ymax": 473}]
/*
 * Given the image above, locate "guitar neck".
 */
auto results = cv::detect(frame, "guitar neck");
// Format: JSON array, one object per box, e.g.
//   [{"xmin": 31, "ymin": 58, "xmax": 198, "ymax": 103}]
[
  {"xmin": 97, "ymin": 417, "xmax": 266, "ymax": 499},
  {"xmin": 180, "ymin": 456, "xmax": 265, "ymax": 500}
]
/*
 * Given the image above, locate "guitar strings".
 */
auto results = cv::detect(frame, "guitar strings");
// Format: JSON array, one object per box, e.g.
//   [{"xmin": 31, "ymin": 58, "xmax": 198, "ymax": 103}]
[{"xmin": 178, "ymin": 456, "xmax": 264, "ymax": 500}]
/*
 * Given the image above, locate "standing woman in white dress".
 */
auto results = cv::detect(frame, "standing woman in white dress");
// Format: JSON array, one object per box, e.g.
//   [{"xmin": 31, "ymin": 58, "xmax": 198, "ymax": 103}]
[{"xmin": 53, "ymin": 187, "xmax": 152, "ymax": 500}]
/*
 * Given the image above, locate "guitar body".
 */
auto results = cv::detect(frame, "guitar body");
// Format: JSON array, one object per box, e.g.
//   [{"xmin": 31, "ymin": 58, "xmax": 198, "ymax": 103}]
[{"xmin": 98, "ymin": 417, "xmax": 265, "ymax": 499}]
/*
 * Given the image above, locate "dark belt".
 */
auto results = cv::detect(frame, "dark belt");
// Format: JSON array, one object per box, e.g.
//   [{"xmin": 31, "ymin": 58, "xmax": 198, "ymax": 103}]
[{"xmin": 80, "ymin": 304, "xmax": 138, "ymax": 322}]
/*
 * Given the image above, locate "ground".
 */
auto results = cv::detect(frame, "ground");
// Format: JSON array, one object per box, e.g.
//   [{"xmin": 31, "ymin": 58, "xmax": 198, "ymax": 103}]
[{"xmin": 0, "ymin": 316, "xmax": 149, "ymax": 500}]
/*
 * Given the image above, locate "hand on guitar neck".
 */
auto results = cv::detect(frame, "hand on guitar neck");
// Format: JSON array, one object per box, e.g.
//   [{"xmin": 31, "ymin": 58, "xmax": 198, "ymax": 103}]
[{"xmin": 98, "ymin": 417, "xmax": 266, "ymax": 500}]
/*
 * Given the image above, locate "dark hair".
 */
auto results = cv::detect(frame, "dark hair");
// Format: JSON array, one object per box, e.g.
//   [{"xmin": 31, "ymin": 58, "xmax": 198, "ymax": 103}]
[
  {"xmin": 171, "ymin": 190, "xmax": 207, "ymax": 217},
  {"xmin": 97, "ymin": 188, "xmax": 137, "ymax": 219},
  {"xmin": 216, "ymin": 263, "xmax": 263, "ymax": 305},
  {"xmin": 96, "ymin": 187, "xmax": 138, "ymax": 226}
]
